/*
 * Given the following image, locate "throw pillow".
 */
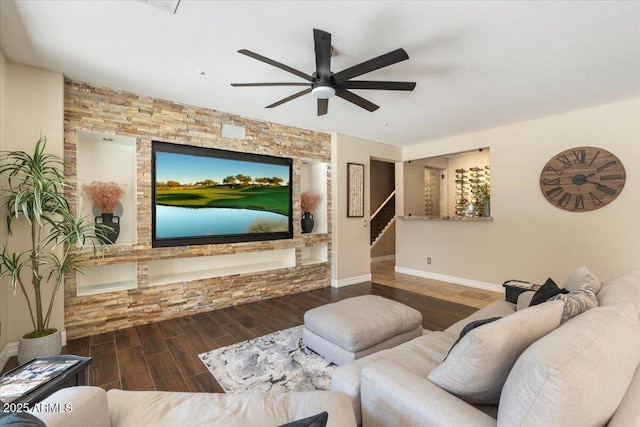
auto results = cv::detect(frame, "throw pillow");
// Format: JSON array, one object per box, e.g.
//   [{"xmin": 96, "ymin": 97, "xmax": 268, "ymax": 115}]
[
  {"xmin": 445, "ymin": 317, "xmax": 502, "ymax": 359},
  {"xmin": 563, "ymin": 266, "xmax": 601, "ymax": 293},
  {"xmin": 278, "ymin": 411, "xmax": 328, "ymax": 427},
  {"xmin": 0, "ymin": 412, "xmax": 46, "ymax": 427},
  {"xmin": 597, "ymin": 270, "xmax": 640, "ymax": 314},
  {"xmin": 551, "ymin": 284, "xmax": 598, "ymax": 323},
  {"xmin": 529, "ymin": 278, "xmax": 568, "ymax": 306},
  {"xmin": 427, "ymin": 300, "xmax": 564, "ymax": 405},
  {"xmin": 498, "ymin": 304, "xmax": 640, "ymax": 427}
]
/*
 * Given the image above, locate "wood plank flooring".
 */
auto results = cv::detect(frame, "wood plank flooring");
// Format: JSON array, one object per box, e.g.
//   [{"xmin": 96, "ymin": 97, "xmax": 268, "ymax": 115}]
[{"xmin": 2, "ymin": 282, "xmax": 479, "ymax": 392}]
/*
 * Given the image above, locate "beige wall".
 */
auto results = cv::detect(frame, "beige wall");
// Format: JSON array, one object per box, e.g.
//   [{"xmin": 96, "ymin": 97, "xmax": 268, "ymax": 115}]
[
  {"xmin": 0, "ymin": 58, "xmax": 65, "ymax": 344},
  {"xmin": 398, "ymin": 98, "xmax": 640, "ymax": 286},
  {"xmin": 331, "ymin": 134, "xmax": 402, "ymax": 284}
]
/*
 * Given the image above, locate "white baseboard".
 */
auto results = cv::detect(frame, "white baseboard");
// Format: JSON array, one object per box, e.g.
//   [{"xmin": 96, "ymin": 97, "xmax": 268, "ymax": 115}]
[
  {"xmin": 371, "ymin": 255, "xmax": 395, "ymax": 263},
  {"xmin": 0, "ymin": 329, "xmax": 67, "ymax": 372},
  {"xmin": 394, "ymin": 266, "xmax": 503, "ymax": 293},
  {"xmin": 331, "ymin": 274, "xmax": 372, "ymax": 288}
]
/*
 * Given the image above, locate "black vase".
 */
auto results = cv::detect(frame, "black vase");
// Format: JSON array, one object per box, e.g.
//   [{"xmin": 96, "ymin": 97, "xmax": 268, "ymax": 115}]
[
  {"xmin": 96, "ymin": 213, "xmax": 120, "ymax": 244},
  {"xmin": 301, "ymin": 212, "xmax": 315, "ymax": 234}
]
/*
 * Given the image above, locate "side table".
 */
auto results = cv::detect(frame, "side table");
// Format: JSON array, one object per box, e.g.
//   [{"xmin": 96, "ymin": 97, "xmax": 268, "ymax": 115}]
[
  {"xmin": 0, "ymin": 355, "xmax": 91, "ymax": 406},
  {"xmin": 502, "ymin": 280, "xmax": 540, "ymax": 304}
]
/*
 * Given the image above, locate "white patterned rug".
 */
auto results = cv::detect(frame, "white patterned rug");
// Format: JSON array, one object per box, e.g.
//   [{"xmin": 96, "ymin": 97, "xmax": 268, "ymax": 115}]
[{"xmin": 198, "ymin": 325, "xmax": 336, "ymax": 393}]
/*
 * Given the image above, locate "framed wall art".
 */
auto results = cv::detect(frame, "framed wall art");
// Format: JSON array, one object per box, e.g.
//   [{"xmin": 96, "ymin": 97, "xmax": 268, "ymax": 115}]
[{"xmin": 347, "ymin": 162, "xmax": 364, "ymax": 217}]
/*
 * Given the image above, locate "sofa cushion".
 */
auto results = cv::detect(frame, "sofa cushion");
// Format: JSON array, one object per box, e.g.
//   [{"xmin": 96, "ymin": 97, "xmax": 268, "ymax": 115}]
[
  {"xmin": 516, "ymin": 291, "xmax": 535, "ymax": 310},
  {"xmin": 106, "ymin": 389, "xmax": 356, "ymax": 427},
  {"xmin": 563, "ymin": 265, "xmax": 601, "ymax": 293},
  {"xmin": 607, "ymin": 364, "xmax": 640, "ymax": 427},
  {"xmin": 529, "ymin": 278, "xmax": 568, "ymax": 306},
  {"xmin": 551, "ymin": 284, "xmax": 598, "ymax": 323},
  {"xmin": 428, "ymin": 300, "xmax": 564, "ymax": 404},
  {"xmin": 598, "ymin": 270, "xmax": 640, "ymax": 314},
  {"xmin": 498, "ymin": 304, "xmax": 640, "ymax": 427},
  {"xmin": 330, "ymin": 330, "xmax": 457, "ymax": 425}
]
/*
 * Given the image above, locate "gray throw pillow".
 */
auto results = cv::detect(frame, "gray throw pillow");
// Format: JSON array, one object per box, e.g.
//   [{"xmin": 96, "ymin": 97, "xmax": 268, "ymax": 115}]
[
  {"xmin": 529, "ymin": 278, "xmax": 568, "ymax": 306},
  {"xmin": 278, "ymin": 411, "xmax": 328, "ymax": 427},
  {"xmin": 563, "ymin": 266, "xmax": 601, "ymax": 293},
  {"xmin": 445, "ymin": 317, "xmax": 502, "ymax": 359},
  {"xmin": 551, "ymin": 284, "xmax": 598, "ymax": 323},
  {"xmin": 0, "ymin": 412, "xmax": 46, "ymax": 427}
]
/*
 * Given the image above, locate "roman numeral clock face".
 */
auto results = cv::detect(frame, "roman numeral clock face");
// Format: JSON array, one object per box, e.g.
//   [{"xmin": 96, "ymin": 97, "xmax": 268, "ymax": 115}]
[{"xmin": 540, "ymin": 147, "xmax": 626, "ymax": 212}]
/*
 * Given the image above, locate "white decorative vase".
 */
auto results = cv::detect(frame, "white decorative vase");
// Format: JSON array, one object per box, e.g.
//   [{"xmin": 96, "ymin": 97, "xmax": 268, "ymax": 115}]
[{"xmin": 18, "ymin": 329, "xmax": 62, "ymax": 365}]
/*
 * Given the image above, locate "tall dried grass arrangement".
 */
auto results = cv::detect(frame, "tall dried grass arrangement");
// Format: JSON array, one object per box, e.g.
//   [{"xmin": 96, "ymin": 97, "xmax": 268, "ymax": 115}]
[
  {"xmin": 301, "ymin": 191, "xmax": 323, "ymax": 212},
  {"xmin": 82, "ymin": 181, "xmax": 125, "ymax": 213}
]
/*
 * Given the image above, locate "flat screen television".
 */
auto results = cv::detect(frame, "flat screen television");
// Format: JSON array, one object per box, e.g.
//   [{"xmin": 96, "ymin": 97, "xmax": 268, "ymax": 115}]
[{"xmin": 151, "ymin": 141, "xmax": 293, "ymax": 247}]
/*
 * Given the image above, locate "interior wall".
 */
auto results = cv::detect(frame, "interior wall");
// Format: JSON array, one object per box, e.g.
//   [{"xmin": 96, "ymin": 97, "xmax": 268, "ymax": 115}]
[
  {"xmin": 1, "ymin": 60, "xmax": 65, "ymax": 344},
  {"xmin": 331, "ymin": 134, "xmax": 402, "ymax": 285},
  {"xmin": 398, "ymin": 97, "xmax": 640, "ymax": 286}
]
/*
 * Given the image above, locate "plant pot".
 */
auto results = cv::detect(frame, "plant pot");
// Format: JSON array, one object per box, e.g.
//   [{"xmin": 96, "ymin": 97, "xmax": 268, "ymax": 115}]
[
  {"xmin": 301, "ymin": 212, "xmax": 315, "ymax": 234},
  {"xmin": 18, "ymin": 329, "xmax": 62, "ymax": 365},
  {"xmin": 96, "ymin": 213, "xmax": 120, "ymax": 244}
]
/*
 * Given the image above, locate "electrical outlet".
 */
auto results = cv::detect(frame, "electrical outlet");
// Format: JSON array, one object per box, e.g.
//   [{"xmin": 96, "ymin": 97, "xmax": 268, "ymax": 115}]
[{"xmin": 427, "ymin": 257, "xmax": 431, "ymax": 264}]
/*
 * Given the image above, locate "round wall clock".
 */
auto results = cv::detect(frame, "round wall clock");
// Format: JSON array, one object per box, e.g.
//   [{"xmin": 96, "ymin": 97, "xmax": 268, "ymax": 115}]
[{"xmin": 539, "ymin": 146, "xmax": 625, "ymax": 212}]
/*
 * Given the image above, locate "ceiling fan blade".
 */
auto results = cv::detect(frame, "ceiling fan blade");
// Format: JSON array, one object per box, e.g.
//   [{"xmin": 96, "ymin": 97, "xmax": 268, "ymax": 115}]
[
  {"xmin": 231, "ymin": 82, "xmax": 310, "ymax": 87},
  {"xmin": 265, "ymin": 88, "xmax": 312, "ymax": 108},
  {"xmin": 337, "ymin": 80, "xmax": 416, "ymax": 91},
  {"xmin": 238, "ymin": 49, "xmax": 314, "ymax": 82},
  {"xmin": 317, "ymin": 98, "xmax": 328, "ymax": 116},
  {"xmin": 335, "ymin": 89, "xmax": 379, "ymax": 112},
  {"xmin": 314, "ymin": 29, "xmax": 332, "ymax": 80},
  {"xmin": 333, "ymin": 48, "xmax": 410, "ymax": 85}
]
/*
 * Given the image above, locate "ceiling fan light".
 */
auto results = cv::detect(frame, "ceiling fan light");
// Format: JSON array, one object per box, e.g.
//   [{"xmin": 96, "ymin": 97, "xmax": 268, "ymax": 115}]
[{"xmin": 312, "ymin": 86, "xmax": 335, "ymax": 99}]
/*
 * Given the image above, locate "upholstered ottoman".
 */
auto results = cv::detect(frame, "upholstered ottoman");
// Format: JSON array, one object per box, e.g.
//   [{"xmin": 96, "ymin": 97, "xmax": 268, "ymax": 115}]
[{"xmin": 303, "ymin": 295, "xmax": 423, "ymax": 365}]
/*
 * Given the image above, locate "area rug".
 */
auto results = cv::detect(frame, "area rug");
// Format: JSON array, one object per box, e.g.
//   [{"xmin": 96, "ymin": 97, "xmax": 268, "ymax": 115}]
[{"xmin": 198, "ymin": 325, "xmax": 336, "ymax": 393}]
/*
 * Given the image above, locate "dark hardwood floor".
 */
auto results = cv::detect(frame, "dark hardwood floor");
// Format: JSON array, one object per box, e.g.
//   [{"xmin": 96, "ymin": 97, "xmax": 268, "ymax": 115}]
[{"xmin": 2, "ymin": 282, "xmax": 477, "ymax": 392}]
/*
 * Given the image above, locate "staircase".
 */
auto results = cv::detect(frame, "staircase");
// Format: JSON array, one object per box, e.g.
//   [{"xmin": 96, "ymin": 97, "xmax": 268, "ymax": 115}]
[{"xmin": 371, "ymin": 192, "xmax": 395, "ymax": 246}]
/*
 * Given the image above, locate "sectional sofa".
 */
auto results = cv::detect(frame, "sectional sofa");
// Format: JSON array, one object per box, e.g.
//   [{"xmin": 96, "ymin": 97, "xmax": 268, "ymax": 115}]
[
  {"xmin": 25, "ymin": 269, "xmax": 640, "ymax": 426},
  {"xmin": 331, "ymin": 268, "xmax": 640, "ymax": 426}
]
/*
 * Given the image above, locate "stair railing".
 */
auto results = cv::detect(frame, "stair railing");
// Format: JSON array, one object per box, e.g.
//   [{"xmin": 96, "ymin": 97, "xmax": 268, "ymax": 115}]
[
  {"xmin": 371, "ymin": 190, "xmax": 396, "ymax": 222},
  {"xmin": 370, "ymin": 191, "xmax": 396, "ymax": 246}
]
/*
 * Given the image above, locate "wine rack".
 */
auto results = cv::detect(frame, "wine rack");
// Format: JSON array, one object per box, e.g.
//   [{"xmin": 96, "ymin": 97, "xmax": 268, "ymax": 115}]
[{"xmin": 455, "ymin": 165, "xmax": 490, "ymax": 216}]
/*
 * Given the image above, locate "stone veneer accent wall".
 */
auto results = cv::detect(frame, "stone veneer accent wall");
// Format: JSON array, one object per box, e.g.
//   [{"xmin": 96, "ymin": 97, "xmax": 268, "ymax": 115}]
[{"xmin": 63, "ymin": 79, "xmax": 331, "ymax": 339}]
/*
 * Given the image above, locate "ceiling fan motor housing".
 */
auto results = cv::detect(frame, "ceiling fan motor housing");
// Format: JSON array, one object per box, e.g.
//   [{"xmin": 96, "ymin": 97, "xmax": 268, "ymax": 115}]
[{"xmin": 311, "ymin": 80, "xmax": 336, "ymax": 99}]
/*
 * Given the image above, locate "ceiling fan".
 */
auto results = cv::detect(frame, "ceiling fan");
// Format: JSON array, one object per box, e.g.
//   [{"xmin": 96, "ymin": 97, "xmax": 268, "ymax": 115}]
[{"xmin": 231, "ymin": 29, "xmax": 416, "ymax": 116}]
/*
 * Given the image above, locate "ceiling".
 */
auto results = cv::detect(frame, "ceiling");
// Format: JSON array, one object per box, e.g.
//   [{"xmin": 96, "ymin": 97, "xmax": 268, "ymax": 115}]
[{"xmin": 1, "ymin": 1, "xmax": 639, "ymax": 147}]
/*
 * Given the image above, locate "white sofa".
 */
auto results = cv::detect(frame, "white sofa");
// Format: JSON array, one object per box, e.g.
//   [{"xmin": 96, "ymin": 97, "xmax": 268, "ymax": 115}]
[
  {"xmin": 331, "ymin": 269, "xmax": 640, "ymax": 426},
  {"xmin": 30, "ymin": 387, "xmax": 357, "ymax": 427}
]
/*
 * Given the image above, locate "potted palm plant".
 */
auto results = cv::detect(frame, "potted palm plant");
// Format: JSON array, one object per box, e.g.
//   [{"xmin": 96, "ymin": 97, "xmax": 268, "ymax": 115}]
[{"xmin": 0, "ymin": 136, "xmax": 105, "ymax": 364}]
